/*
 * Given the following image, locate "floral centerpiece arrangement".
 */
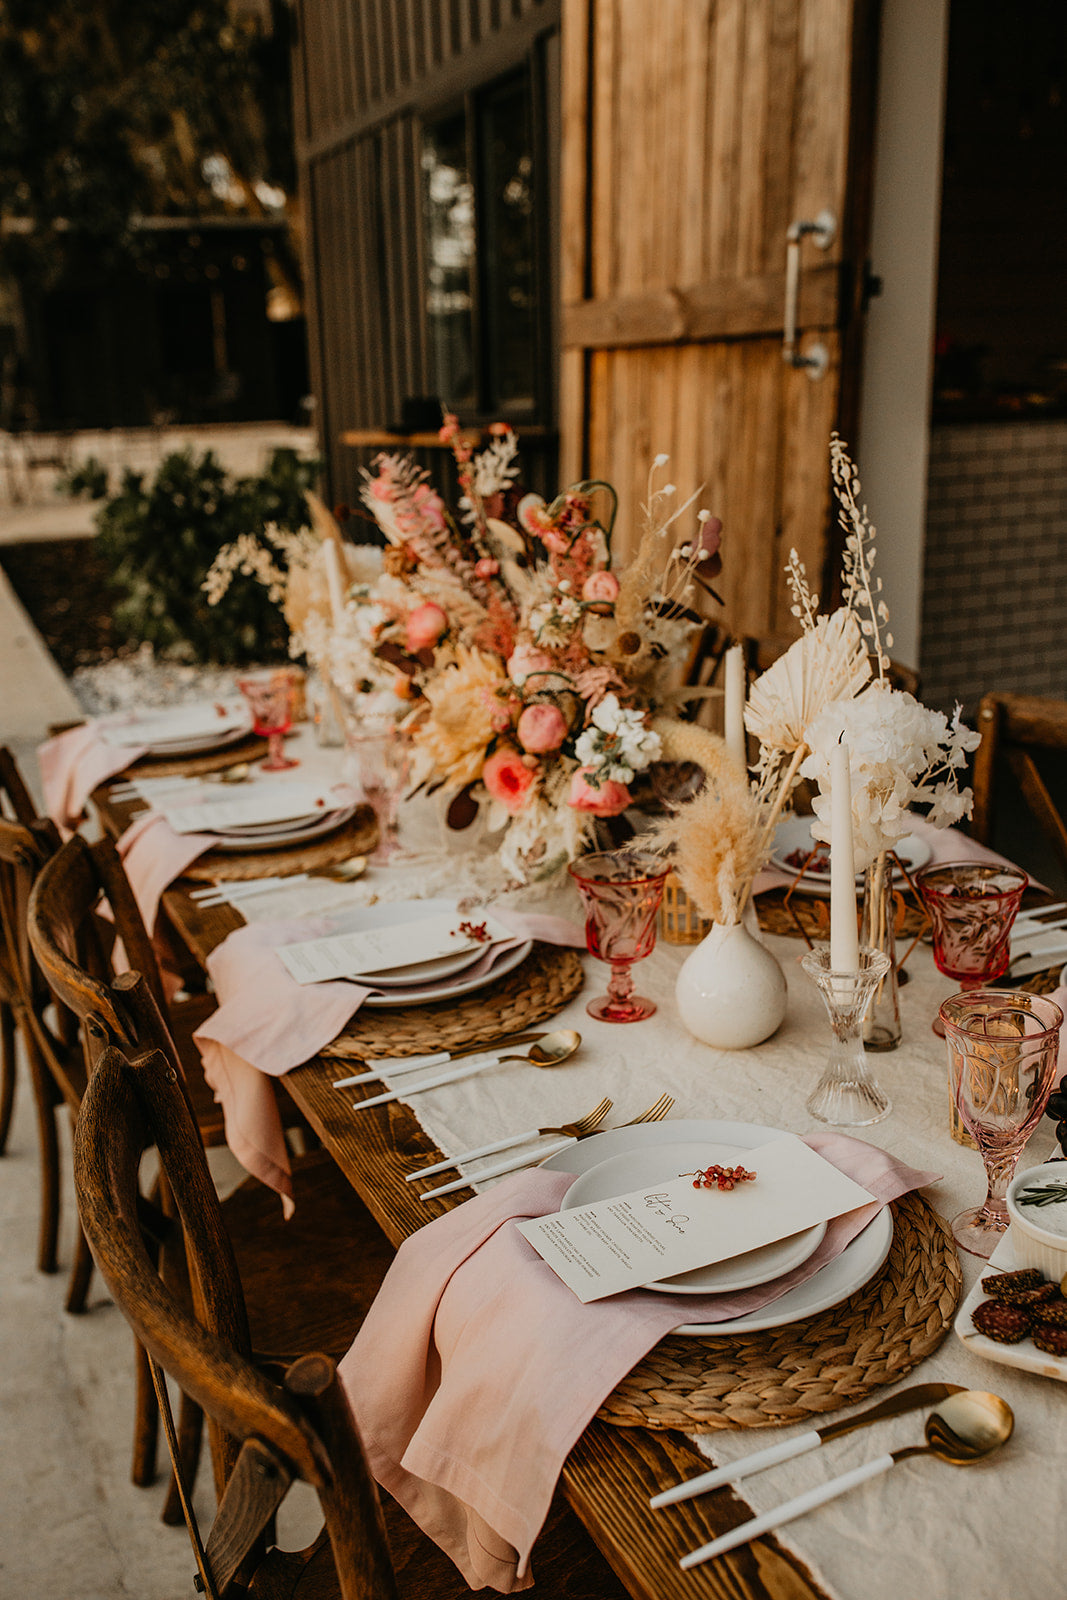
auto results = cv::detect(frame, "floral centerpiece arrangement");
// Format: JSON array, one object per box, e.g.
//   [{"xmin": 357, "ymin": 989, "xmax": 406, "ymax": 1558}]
[
  {"xmin": 203, "ymin": 421, "xmax": 731, "ymax": 885},
  {"xmin": 649, "ymin": 433, "xmax": 979, "ymax": 1050}
]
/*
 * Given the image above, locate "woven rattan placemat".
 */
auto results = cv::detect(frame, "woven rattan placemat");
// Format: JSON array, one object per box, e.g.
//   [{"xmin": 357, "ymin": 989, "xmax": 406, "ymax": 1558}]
[
  {"xmin": 182, "ymin": 806, "xmax": 379, "ymax": 882},
  {"xmin": 596, "ymin": 1192, "xmax": 961, "ymax": 1432},
  {"xmin": 128, "ymin": 734, "xmax": 269, "ymax": 777},
  {"xmin": 322, "ymin": 943, "xmax": 585, "ymax": 1059}
]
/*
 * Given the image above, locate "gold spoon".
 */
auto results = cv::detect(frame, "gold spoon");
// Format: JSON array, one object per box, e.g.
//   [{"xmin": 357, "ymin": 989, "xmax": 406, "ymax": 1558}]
[
  {"xmin": 308, "ymin": 856, "xmax": 369, "ymax": 883},
  {"xmin": 205, "ymin": 762, "xmax": 253, "ymax": 784},
  {"xmin": 680, "ymin": 1391, "xmax": 1014, "ymax": 1569},
  {"xmin": 494, "ymin": 1028, "xmax": 582, "ymax": 1069}
]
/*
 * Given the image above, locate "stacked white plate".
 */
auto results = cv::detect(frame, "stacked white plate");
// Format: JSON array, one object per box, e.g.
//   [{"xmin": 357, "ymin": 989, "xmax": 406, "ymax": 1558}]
[
  {"xmin": 204, "ymin": 804, "xmax": 359, "ymax": 852},
  {"xmin": 543, "ymin": 1118, "xmax": 893, "ymax": 1336},
  {"xmin": 99, "ymin": 702, "xmax": 253, "ymax": 757}
]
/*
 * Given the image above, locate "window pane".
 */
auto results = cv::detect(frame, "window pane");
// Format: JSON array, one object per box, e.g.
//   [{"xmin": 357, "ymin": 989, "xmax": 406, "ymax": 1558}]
[
  {"xmin": 478, "ymin": 72, "xmax": 538, "ymax": 411},
  {"xmin": 422, "ymin": 111, "xmax": 476, "ymax": 409}
]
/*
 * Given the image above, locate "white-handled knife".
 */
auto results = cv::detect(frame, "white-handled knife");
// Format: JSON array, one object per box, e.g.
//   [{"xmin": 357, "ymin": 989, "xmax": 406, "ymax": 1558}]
[
  {"xmin": 348, "ymin": 1053, "xmax": 502, "ymax": 1109},
  {"xmin": 417, "ymin": 1137, "xmax": 576, "ymax": 1200}
]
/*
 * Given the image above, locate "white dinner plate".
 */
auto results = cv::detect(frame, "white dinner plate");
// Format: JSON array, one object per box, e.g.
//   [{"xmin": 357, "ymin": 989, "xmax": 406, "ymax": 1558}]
[
  {"xmin": 298, "ymin": 898, "xmax": 535, "ymax": 1007},
  {"xmin": 770, "ymin": 816, "xmax": 932, "ymax": 896},
  {"xmin": 561, "ymin": 1141, "xmax": 826, "ymax": 1294},
  {"xmin": 365, "ymin": 945, "xmax": 490, "ymax": 987},
  {"xmin": 100, "ymin": 703, "xmax": 252, "ymax": 753},
  {"xmin": 208, "ymin": 805, "xmax": 358, "ymax": 852},
  {"xmin": 541, "ymin": 1118, "xmax": 893, "ymax": 1336}
]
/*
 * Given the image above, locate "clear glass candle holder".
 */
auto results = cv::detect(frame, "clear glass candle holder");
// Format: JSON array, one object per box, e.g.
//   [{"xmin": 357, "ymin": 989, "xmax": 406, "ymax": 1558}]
[{"xmin": 801, "ymin": 946, "xmax": 894, "ymax": 1126}]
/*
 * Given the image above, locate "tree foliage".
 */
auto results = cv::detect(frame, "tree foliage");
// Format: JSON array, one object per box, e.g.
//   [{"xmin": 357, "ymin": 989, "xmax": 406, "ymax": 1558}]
[{"xmin": 0, "ymin": 0, "xmax": 296, "ymax": 281}]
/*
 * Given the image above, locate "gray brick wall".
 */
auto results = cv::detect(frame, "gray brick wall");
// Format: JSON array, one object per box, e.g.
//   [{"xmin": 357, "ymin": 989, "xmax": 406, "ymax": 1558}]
[{"xmin": 920, "ymin": 420, "xmax": 1067, "ymax": 716}]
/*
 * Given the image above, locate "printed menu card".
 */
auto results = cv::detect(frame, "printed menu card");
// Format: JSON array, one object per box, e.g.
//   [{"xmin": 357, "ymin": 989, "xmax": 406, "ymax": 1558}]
[
  {"xmin": 518, "ymin": 1137, "xmax": 875, "ymax": 1303},
  {"xmin": 275, "ymin": 909, "xmax": 515, "ymax": 985},
  {"xmin": 162, "ymin": 782, "xmax": 339, "ymax": 835}
]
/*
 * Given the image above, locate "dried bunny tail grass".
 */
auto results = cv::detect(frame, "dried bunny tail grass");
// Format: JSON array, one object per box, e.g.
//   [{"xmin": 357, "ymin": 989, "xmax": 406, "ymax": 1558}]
[
  {"xmin": 642, "ymin": 759, "xmax": 765, "ymax": 926},
  {"xmin": 650, "ymin": 717, "xmax": 736, "ymax": 781}
]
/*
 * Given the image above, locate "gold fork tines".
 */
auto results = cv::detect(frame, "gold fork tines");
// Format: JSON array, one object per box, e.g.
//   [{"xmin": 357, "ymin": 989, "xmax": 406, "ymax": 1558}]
[
  {"xmin": 563, "ymin": 1097, "xmax": 614, "ymax": 1139},
  {"xmin": 626, "ymin": 1092, "xmax": 674, "ymax": 1127}
]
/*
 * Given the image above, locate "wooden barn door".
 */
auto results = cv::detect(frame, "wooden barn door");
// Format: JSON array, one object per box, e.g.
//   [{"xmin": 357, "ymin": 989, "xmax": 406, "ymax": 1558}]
[{"xmin": 559, "ymin": 0, "xmax": 878, "ymax": 637}]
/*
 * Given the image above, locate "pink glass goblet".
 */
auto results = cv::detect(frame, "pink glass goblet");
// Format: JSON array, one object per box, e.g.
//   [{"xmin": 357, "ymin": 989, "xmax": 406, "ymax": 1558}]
[
  {"xmin": 236, "ymin": 667, "xmax": 299, "ymax": 772},
  {"xmin": 939, "ymin": 989, "xmax": 1063, "ymax": 1257},
  {"xmin": 568, "ymin": 850, "xmax": 670, "ymax": 1023},
  {"xmin": 915, "ymin": 862, "xmax": 1027, "ymax": 1034}
]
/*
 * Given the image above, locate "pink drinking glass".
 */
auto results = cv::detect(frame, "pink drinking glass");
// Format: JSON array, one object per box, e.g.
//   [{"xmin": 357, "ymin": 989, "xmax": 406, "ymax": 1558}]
[
  {"xmin": 915, "ymin": 862, "xmax": 1027, "ymax": 1034},
  {"xmin": 236, "ymin": 667, "xmax": 299, "ymax": 772},
  {"xmin": 568, "ymin": 850, "xmax": 670, "ymax": 1022},
  {"xmin": 939, "ymin": 989, "xmax": 1063, "ymax": 1257}
]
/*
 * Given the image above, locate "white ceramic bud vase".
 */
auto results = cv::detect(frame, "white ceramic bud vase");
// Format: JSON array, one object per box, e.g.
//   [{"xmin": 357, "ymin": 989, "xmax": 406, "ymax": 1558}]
[{"xmin": 675, "ymin": 919, "xmax": 788, "ymax": 1050}]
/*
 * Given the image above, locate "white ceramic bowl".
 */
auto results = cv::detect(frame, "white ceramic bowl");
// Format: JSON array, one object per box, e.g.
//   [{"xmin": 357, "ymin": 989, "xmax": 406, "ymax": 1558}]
[{"xmin": 1007, "ymin": 1161, "xmax": 1067, "ymax": 1280}]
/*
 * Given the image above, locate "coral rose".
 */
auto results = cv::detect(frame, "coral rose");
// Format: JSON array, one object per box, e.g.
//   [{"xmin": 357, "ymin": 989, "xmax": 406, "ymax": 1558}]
[
  {"xmin": 405, "ymin": 601, "xmax": 448, "ymax": 652},
  {"xmin": 567, "ymin": 766, "xmax": 632, "ymax": 816},
  {"xmin": 483, "ymin": 748, "xmax": 536, "ymax": 814},
  {"xmin": 474, "ymin": 556, "xmax": 500, "ymax": 578},
  {"xmin": 582, "ymin": 570, "xmax": 619, "ymax": 604},
  {"xmin": 517, "ymin": 702, "xmax": 567, "ymax": 754}
]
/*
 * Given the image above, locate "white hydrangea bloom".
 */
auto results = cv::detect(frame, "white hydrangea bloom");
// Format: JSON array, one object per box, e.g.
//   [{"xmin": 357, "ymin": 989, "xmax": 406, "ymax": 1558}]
[{"xmin": 574, "ymin": 694, "xmax": 663, "ymax": 783}]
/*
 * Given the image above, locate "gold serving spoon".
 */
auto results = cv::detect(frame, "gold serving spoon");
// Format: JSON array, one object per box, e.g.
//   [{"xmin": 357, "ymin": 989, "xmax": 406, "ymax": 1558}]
[
  {"xmin": 308, "ymin": 855, "xmax": 369, "ymax": 883},
  {"xmin": 349, "ymin": 1030, "xmax": 583, "ymax": 1112},
  {"xmin": 493, "ymin": 1029, "xmax": 581, "ymax": 1069},
  {"xmin": 679, "ymin": 1391, "xmax": 1014, "ymax": 1570}
]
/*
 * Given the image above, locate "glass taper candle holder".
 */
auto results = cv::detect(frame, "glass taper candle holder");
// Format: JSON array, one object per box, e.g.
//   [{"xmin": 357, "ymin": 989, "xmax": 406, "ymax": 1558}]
[{"xmin": 801, "ymin": 946, "xmax": 894, "ymax": 1126}]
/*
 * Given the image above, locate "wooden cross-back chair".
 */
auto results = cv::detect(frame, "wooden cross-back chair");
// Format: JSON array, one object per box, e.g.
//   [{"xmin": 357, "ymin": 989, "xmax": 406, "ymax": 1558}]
[
  {"xmin": 26, "ymin": 837, "xmax": 396, "ymax": 1519},
  {"xmin": 74, "ymin": 1028, "xmax": 631, "ymax": 1600},
  {"xmin": 972, "ymin": 692, "xmax": 1067, "ymax": 881},
  {"xmin": 0, "ymin": 746, "xmax": 47, "ymax": 1162}
]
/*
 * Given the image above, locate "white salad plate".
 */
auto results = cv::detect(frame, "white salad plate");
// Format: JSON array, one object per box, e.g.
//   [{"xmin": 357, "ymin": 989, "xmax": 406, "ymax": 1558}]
[
  {"xmin": 561, "ymin": 1141, "xmax": 826, "ymax": 1294},
  {"xmin": 208, "ymin": 805, "xmax": 358, "ymax": 852},
  {"xmin": 770, "ymin": 816, "xmax": 932, "ymax": 894},
  {"xmin": 295, "ymin": 899, "xmax": 534, "ymax": 1007},
  {"xmin": 100, "ymin": 703, "xmax": 252, "ymax": 753},
  {"xmin": 365, "ymin": 945, "xmax": 490, "ymax": 987},
  {"xmin": 541, "ymin": 1118, "xmax": 893, "ymax": 1336}
]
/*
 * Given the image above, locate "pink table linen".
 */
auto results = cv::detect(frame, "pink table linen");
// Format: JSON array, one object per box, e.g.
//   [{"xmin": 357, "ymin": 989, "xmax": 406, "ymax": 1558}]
[
  {"xmin": 193, "ymin": 911, "xmax": 586, "ymax": 1209},
  {"xmin": 338, "ymin": 1135, "xmax": 938, "ymax": 1593},
  {"xmin": 39, "ymin": 723, "xmax": 149, "ymax": 832}
]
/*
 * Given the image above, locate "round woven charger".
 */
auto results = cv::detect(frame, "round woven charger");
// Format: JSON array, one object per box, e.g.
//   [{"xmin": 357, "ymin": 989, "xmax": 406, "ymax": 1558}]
[
  {"xmin": 182, "ymin": 805, "xmax": 379, "ymax": 883},
  {"xmin": 322, "ymin": 943, "xmax": 585, "ymax": 1059},
  {"xmin": 596, "ymin": 1192, "xmax": 961, "ymax": 1432},
  {"xmin": 128, "ymin": 733, "xmax": 269, "ymax": 778}
]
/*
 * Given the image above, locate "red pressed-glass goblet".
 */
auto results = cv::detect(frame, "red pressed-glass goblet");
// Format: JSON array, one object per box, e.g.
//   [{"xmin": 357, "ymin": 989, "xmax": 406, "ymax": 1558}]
[
  {"xmin": 568, "ymin": 850, "xmax": 670, "ymax": 1023},
  {"xmin": 236, "ymin": 667, "xmax": 299, "ymax": 772},
  {"xmin": 915, "ymin": 862, "xmax": 1027, "ymax": 1034}
]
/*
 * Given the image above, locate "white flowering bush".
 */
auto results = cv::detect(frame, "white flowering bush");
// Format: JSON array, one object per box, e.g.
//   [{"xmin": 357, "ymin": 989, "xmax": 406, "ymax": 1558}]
[{"xmin": 800, "ymin": 682, "xmax": 980, "ymax": 868}]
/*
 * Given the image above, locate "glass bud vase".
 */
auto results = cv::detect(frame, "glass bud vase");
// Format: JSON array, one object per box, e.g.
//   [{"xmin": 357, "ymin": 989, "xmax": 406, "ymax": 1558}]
[{"xmin": 859, "ymin": 852, "xmax": 902, "ymax": 1051}]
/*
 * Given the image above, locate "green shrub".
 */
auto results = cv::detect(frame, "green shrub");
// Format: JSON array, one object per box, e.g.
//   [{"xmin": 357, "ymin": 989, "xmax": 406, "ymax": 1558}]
[
  {"xmin": 93, "ymin": 446, "xmax": 322, "ymax": 665},
  {"xmin": 58, "ymin": 456, "xmax": 110, "ymax": 500}
]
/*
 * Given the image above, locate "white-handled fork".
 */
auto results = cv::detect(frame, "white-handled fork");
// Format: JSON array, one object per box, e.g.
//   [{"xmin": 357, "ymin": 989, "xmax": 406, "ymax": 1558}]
[
  {"xmin": 416, "ymin": 1093, "xmax": 675, "ymax": 1201},
  {"xmin": 404, "ymin": 1097, "xmax": 615, "ymax": 1181}
]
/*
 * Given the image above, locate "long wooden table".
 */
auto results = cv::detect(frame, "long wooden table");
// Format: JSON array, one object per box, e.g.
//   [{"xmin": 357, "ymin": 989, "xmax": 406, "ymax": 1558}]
[{"xmin": 154, "ymin": 877, "xmax": 831, "ymax": 1600}]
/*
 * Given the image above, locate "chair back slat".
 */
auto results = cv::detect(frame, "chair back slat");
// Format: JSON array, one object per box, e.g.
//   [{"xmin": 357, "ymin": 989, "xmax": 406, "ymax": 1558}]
[{"xmin": 972, "ymin": 692, "xmax": 1067, "ymax": 880}]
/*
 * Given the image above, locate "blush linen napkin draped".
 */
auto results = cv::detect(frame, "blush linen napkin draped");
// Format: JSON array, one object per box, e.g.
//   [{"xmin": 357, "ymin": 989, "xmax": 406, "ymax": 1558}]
[
  {"xmin": 338, "ymin": 1136, "xmax": 939, "ymax": 1594},
  {"xmin": 39, "ymin": 722, "xmax": 150, "ymax": 832},
  {"xmin": 192, "ymin": 909, "xmax": 586, "ymax": 1212}
]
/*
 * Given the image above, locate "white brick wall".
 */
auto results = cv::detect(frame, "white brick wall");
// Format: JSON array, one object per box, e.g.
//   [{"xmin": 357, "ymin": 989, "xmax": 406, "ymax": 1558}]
[{"xmin": 920, "ymin": 420, "xmax": 1067, "ymax": 714}]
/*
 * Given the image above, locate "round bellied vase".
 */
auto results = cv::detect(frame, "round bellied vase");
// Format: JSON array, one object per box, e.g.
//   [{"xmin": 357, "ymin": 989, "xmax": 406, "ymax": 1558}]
[{"xmin": 675, "ymin": 919, "xmax": 788, "ymax": 1050}]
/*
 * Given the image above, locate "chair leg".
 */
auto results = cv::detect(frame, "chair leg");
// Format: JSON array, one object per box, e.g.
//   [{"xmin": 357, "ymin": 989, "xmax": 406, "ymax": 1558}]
[
  {"xmin": 161, "ymin": 1394, "xmax": 205, "ymax": 1526},
  {"xmin": 132, "ymin": 1338, "xmax": 160, "ymax": 1488},
  {"xmin": 24, "ymin": 1030, "xmax": 60, "ymax": 1275},
  {"xmin": 0, "ymin": 999, "xmax": 15, "ymax": 1155},
  {"xmin": 64, "ymin": 1218, "xmax": 95, "ymax": 1314}
]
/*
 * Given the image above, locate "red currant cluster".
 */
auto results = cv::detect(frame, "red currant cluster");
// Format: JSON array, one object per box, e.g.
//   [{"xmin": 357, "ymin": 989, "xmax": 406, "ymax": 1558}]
[{"xmin": 684, "ymin": 1164, "xmax": 757, "ymax": 1191}]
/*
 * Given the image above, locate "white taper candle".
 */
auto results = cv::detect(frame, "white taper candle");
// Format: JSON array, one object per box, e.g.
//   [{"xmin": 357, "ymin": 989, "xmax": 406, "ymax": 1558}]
[
  {"xmin": 724, "ymin": 645, "xmax": 746, "ymax": 770},
  {"xmin": 829, "ymin": 738, "xmax": 860, "ymax": 972},
  {"xmin": 323, "ymin": 540, "xmax": 347, "ymax": 627}
]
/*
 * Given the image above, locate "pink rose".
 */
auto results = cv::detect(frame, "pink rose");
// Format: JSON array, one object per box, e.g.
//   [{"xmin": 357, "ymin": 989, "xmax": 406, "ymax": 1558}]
[
  {"xmin": 506, "ymin": 643, "xmax": 556, "ymax": 689},
  {"xmin": 475, "ymin": 556, "xmax": 500, "ymax": 578},
  {"xmin": 567, "ymin": 766, "xmax": 631, "ymax": 817},
  {"xmin": 517, "ymin": 702, "xmax": 568, "ymax": 753},
  {"xmin": 482, "ymin": 748, "xmax": 536, "ymax": 814},
  {"xmin": 405, "ymin": 601, "xmax": 448, "ymax": 652},
  {"xmin": 582, "ymin": 570, "xmax": 620, "ymax": 605}
]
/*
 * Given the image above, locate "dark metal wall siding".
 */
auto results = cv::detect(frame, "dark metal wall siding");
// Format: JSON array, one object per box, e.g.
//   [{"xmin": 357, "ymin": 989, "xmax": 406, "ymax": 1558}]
[{"xmin": 295, "ymin": 0, "xmax": 558, "ymax": 504}]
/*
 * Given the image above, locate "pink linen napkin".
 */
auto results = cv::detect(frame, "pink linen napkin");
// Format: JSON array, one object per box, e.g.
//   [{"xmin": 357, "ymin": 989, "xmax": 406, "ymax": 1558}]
[
  {"xmin": 118, "ymin": 811, "xmax": 216, "ymax": 937},
  {"xmin": 39, "ymin": 722, "xmax": 149, "ymax": 832},
  {"xmin": 194, "ymin": 910, "xmax": 586, "ymax": 1208},
  {"xmin": 338, "ymin": 1135, "xmax": 939, "ymax": 1593}
]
